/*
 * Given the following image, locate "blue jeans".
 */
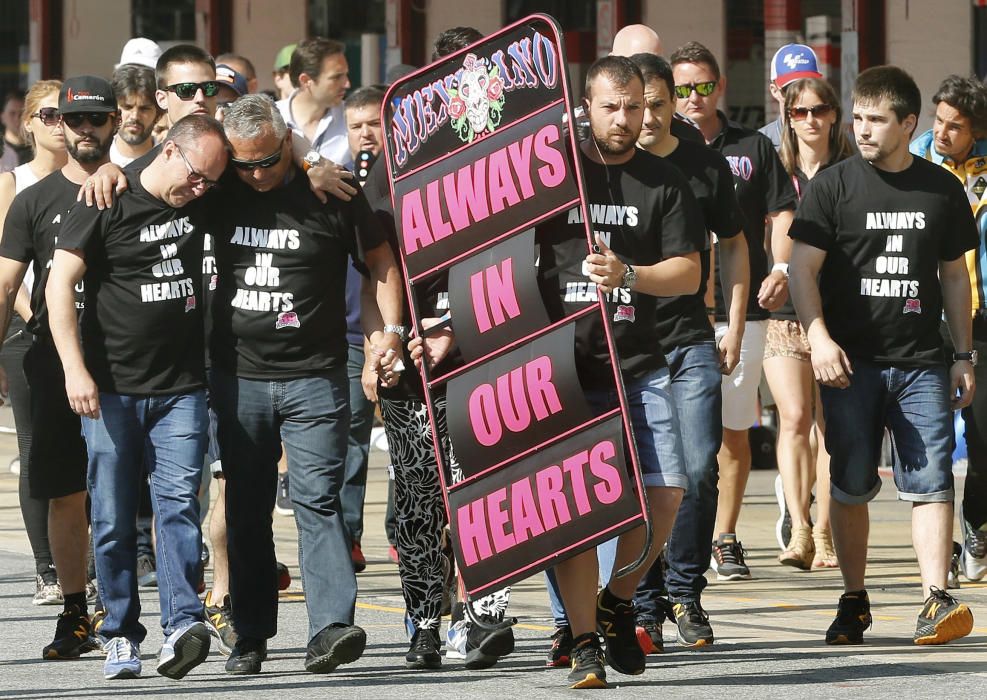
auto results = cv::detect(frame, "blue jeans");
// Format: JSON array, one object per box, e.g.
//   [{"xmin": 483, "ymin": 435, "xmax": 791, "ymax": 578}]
[
  {"xmin": 211, "ymin": 367, "xmax": 356, "ymax": 642},
  {"xmin": 637, "ymin": 341, "xmax": 723, "ymax": 611},
  {"xmin": 342, "ymin": 344, "xmax": 374, "ymax": 543},
  {"xmin": 85, "ymin": 390, "xmax": 207, "ymax": 644},
  {"xmin": 821, "ymin": 360, "xmax": 955, "ymax": 504}
]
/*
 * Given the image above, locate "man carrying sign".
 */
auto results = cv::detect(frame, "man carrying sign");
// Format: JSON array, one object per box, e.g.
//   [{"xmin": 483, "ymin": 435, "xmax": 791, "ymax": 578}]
[{"xmin": 413, "ymin": 55, "xmax": 704, "ymax": 688}]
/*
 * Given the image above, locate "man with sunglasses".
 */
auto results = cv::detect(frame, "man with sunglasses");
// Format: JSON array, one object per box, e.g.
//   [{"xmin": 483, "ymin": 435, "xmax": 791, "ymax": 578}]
[
  {"xmin": 46, "ymin": 113, "xmax": 229, "ymax": 680},
  {"xmin": 670, "ymin": 41, "xmax": 797, "ymax": 582},
  {"xmin": 206, "ymin": 95, "xmax": 402, "ymax": 676},
  {"xmin": 759, "ymin": 44, "xmax": 823, "ymax": 149},
  {"xmin": 0, "ymin": 75, "xmax": 116, "ymax": 666}
]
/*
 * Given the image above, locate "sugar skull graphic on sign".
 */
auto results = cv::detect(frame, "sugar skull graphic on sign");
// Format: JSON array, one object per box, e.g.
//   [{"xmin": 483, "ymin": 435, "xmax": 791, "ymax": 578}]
[{"xmin": 448, "ymin": 53, "xmax": 505, "ymax": 143}]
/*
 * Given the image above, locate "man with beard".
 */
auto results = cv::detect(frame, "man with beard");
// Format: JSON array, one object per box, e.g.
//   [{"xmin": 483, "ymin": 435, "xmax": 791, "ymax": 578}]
[
  {"xmin": 0, "ymin": 76, "xmax": 115, "ymax": 663},
  {"xmin": 48, "ymin": 113, "xmax": 229, "ymax": 680},
  {"xmin": 110, "ymin": 64, "xmax": 161, "ymax": 166}
]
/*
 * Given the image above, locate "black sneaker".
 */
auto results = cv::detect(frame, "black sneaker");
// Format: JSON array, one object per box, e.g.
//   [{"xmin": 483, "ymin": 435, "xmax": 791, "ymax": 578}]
[
  {"xmin": 406, "ymin": 627, "xmax": 442, "ymax": 669},
  {"xmin": 464, "ymin": 615, "xmax": 515, "ymax": 670},
  {"xmin": 710, "ymin": 533, "xmax": 751, "ymax": 581},
  {"xmin": 43, "ymin": 604, "xmax": 96, "ymax": 659},
  {"xmin": 947, "ymin": 542, "xmax": 962, "ymax": 589},
  {"xmin": 825, "ymin": 590, "xmax": 872, "ymax": 644},
  {"xmin": 225, "ymin": 637, "xmax": 267, "ymax": 675},
  {"xmin": 305, "ymin": 623, "xmax": 366, "ymax": 673},
  {"xmin": 546, "ymin": 625, "xmax": 573, "ymax": 667},
  {"xmin": 275, "ymin": 472, "xmax": 293, "ymax": 516},
  {"xmin": 596, "ymin": 587, "xmax": 645, "ymax": 676},
  {"xmin": 913, "ymin": 586, "xmax": 974, "ymax": 645},
  {"xmin": 635, "ymin": 618, "xmax": 663, "ymax": 654},
  {"xmin": 567, "ymin": 632, "xmax": 607, "ymax": 689},
  {"xmin": 204, "ymin": 591, "xmax": 238, "ymax": 656},
  {"xmin": 672, "ymin": 600, "xmax": 714, "ymax": 647},
  {"xmin": 137, "ymin": 554, "xmax": 157, "ymax": 589}
]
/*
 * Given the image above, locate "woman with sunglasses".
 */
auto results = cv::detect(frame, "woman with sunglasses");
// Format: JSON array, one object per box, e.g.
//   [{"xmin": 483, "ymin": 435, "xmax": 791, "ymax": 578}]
[
  {"xmin": 765, "ymin": 77, "xmax": 853, "ymax": 571},
  {"xmin": 0, "ymin": 79, "xmax": 66, "ymax": 605}
]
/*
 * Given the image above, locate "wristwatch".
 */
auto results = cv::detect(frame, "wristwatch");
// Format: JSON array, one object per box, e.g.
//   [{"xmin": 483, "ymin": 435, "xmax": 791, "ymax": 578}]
[
  {"xmin": 302, "ymin": 150, "xmax": 322, "ymax": 172},
  {"xmin": 621, "ymin": 264, "xmax": 637, "ymax": 290},
  {"xmin": 953, "ymin": 350, "xmax": 978, "ymax": 366},
  {"xmin": 383, "ymin": 324, "xmax": 408, "ymax": 341},
  {"xmin": 771, "ymin": 262, "xmax": 790, "ymax": 279}
]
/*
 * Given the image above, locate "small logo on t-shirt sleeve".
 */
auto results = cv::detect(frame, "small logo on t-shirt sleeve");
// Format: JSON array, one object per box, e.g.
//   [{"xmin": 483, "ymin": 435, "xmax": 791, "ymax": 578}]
[{"xmin": 276, "ymin": 311, "xmax": 300, "ymax": 329}]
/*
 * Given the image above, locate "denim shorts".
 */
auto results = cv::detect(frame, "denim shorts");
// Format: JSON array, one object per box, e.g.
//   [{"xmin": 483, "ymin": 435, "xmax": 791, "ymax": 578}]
[
  {"xmin": 820, "ymin": 360, "xmax": 954, "ymax": 504},
  {"xmin": 584, "ymin": 368, "xmax": 688, "ymax": 491}
]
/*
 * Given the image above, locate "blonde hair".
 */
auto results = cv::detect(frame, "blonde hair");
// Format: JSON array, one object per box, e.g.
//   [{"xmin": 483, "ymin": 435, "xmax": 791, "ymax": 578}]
[
  {"xmin": 779, "ymin": 78, "xmax": 854, "ymax": 180},
  {"xmin": 22, "ymin": 79, "xmax": 62, "ymax": 145}
]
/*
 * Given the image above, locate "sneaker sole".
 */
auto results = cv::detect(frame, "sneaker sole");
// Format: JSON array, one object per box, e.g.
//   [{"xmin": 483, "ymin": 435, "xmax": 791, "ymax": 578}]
[
  {"xmin": 825, "ymin": 633, "xmax": 864, "ymax": 645},
  {"xmin": 305, "ymin": 628, "xmax": 366, "ymax": 673},
  {"xmin": 105, "ymin": 667, "xmax": 141, "ymax": 680},
  {"xmin": 569, "ymin": 672, "xmax": 608, "ymax": 689},
  {"xmin": 157, "ymin": 625, "xmax": 211, "ymax": 679},
  {"xmin": 676, "ymin": 632, "xmax": 713, "ymax": 648},
  {"xmin": 914, "ymin": 605, "xmax": 974, "ymax": 645},
  {"xmin": 715, "ymin": 571, "xmax": 752, "ymax": 581},
  {"xmin": 464, "ymin": 627, "xmax": 514, "ymax": 670},
  {"xmin": 44, "ymin": 636, "xmax": 100, "ymax": 660}
]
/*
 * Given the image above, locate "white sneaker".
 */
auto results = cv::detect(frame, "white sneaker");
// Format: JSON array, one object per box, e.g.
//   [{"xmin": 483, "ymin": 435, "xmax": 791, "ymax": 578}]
[
  {"xmin": 104, "ymin": 637, "xmax": 141, "ymax": 679},
  {"xmin": 157, "ymin": 621, "xmax": 211, "ymax": 679},
  {"xmin": 960, "ymin": 505, "xmax": 987, "ymax": 581},
  {"xmin": 445, "ymin": 619, "xmax": 468, "ymax": 659}
]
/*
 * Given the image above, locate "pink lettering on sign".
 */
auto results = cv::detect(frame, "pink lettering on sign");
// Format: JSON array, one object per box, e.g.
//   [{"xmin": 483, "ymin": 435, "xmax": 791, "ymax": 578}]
[
  {"xmin": 400, "ymin": 123, "xmax": 568, "ymax": 255},
  {"xmin": 470, "ymin": 257, "xmax": 521, "ymax": 333},
  {"xmin": 455, "ymin": 438, "xmax": 624, "ymax": 565},
  {"xmin": 467, "ymin": 355, "xmax": 563, "ymax": 446}
]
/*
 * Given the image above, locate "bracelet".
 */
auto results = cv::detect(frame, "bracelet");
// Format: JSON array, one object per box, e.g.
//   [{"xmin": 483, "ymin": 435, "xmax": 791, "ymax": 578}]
[{"xmin": 705, "ymin": 306, "xmax": 716, "ymax": 315}]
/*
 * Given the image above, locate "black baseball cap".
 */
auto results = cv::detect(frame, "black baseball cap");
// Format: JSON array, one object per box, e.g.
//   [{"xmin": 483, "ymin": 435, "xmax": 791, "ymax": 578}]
[{"xmin": 59, "ymin": 76, "xmax": 117, "ymax": 114}]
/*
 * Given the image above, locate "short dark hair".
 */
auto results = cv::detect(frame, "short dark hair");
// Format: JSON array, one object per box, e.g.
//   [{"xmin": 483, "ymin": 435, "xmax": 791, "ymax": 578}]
[
  {"xmin": 932, "ymin": 74, "xmax": 987, "ymax": 136},
  {"xmin": 112, "ymin": 64, "xmax": 159, "ymax": 103},
  {"xmin": 3, "ymin": 89, "xmax": 25, "ymax": 108},
  {"xmin": 853, "ymin": 65, "xmax": 922, "ymax": 124},
  {"xmin": 216, "ymin": 53, "xmax": 257, "ymax": 80},
  {"xmin": 156, "ymin": 44, "xmax": 216, "ymax": 89},
  {"xmin": 164, "ymin": 113, "xmax": 229, "ymax": 151},
  {"xmin": 669, "ymin": 41, "xmax": 720, "ymax": 80},
  {"xmin": 344, "ymin": 85, "xmax": 385, "ymax": 114},
  {"xmin": 290, "ymin": 37, "xmax": 345, "ymax": 88},
  {"xmin": 585, "ymin": 55, "xmax": 644, "ymax": 100},
  {"xmin": 630, "ymin": 53, "xmax": 674, "ymax": 98},
  {"xmin": 432, "ymin": 27, "xmax": 483, "ymax": 61}
]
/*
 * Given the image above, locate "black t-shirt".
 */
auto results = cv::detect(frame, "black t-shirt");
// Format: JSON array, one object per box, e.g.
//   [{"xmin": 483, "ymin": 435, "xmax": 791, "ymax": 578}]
[
  {"xmin": 57, "ymin": 167, "xmax": 205, "ymax": 395},
  {"xmin": 656, "ymin": 139, "xmax": 743, "ymax": 349},
  {"xmin": 0, "ymin": 171, "xmax": 86, "ymax": 337},
  {"xmin": 208, "ymin": 170, "xmax": 386, "ymax": 379},
  {"xmin": 789, "ymin": 155, "xmax": 978, "ymax": 366},
  {"xmin": 536, "ymin": 148, "xmax": 705, "ymax": 388},
  {"xmin": 708, "ymin": 111, "xmax": 797, "ymax": 321}
]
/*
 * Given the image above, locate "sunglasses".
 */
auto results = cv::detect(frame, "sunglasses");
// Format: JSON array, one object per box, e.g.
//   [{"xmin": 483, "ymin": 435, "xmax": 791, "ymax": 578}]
[
  {"xmin": 176, "ymin": 143, "xmax": 220, "ymax": 190},
  {"xmin": 61, "ymin": 112, "xmax": 112, "ymax": 129},
  {"xmin": 32, "ymin": 107, "xmax": 60, "ymax": 126},
  {"xmin": 230, "ymin": 139, "xmax": 286, "ymax": 171},
  {"xmin": 789, "ymin": 104, "xmax": 835, "ymax": 121},
  {"xmin": 674, "ymin": 81, "xmax": 717, "ymax": 99},
  {"xmin": 164, "ymin": 81, "xmax": 221, "ymax": 101}
]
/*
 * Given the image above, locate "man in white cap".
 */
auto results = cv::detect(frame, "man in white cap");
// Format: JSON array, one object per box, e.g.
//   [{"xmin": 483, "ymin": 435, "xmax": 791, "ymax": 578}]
[
  {"xmin": 116, "ymin": 37, "xmax": 162, "ymax": 70},
  {"xmin": 759, "ymin": 43, "xmax": 823, "ymax": 148}
]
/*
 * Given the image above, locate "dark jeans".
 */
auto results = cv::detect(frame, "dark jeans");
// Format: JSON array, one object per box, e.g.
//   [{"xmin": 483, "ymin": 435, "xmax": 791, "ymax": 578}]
[
  {"xmin": 942, "ymin": 318, "xmax": 987, "ymax": 526},
  {"xmin": 636, "ymin": 341, "xmax": 722, "ymax": 614},
  {"xmin": 342, "ymin": 344, "xmax": 374, "ymax": 543},
  {"xmin": 212, "ymin": 367, "xmax": 356, "ymax": 642}
]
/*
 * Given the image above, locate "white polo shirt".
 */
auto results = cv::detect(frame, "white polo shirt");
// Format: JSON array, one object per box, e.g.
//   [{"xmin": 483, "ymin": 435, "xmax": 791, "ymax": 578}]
[{"xmin": 277, "ymin": 90, "xmax": 351, "ymax": 169}]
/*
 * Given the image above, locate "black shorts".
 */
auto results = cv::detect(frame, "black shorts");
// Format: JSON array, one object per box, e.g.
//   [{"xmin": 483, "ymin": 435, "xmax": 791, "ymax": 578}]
[{"xmin": 24, "ymin": 339, "xmax": 88, "ymax": 499}]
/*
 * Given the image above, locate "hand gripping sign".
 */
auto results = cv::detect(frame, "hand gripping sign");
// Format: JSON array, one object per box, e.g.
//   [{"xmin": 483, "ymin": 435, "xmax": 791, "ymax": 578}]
[{"xmin": 382, "ymin": 14, "xmax": 650, "ymax": 599}]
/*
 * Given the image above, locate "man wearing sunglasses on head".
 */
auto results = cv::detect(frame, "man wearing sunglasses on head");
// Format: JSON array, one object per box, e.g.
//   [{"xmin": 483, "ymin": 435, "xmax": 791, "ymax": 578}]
[
  {"xmin": 205, "ymin": 95, "xmax": 402, "ymax": 676},
  {"xmin": 46, "ymin": 113, "xmax": 229, "ymax": 681},
  {"xmin": 0, "ymin": 75, "xmax": 114, "ymax": 665},
  {"xmin": 671, "ymin": 41, "xmax": 797, "ymax": 582}
]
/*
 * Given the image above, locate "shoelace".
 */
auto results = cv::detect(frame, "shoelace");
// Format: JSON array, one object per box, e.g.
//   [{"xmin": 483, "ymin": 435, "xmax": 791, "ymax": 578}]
[
  {"xmin": 716, "ymin": 541, "xmax": 744, "ymax": 565},
  {"xmin": 105, "ymin": 637, "xmax": 131, "ymax": 663},
  {"xmin": 967, "ymin": 528, "xmax": 987, "ymax": 558},
  {"xmin": 927, "ymin": 585, "xmax": 958, "ymax": 606}
]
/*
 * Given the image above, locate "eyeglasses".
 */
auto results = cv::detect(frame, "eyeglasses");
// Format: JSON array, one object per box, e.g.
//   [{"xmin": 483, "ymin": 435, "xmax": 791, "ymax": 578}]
[
  {"xmin": 32, "ymin": 107, "xmax": 60, "ymax": 126},
  {"xmin": 164, "ymin": 81, "xmax": 221, "ymax": 101},
  {"xmin": 230, "ymin": 139, "xmax": 286, "ymax": 171},
  {"xmin": 673, "ymin": 81, "xmax": 717, "ymax": 99},
  {"xmin": 175, "ymin": 143, "xmax": 220, "ymax": 190},
  {"xmin": 789, "ymin": 104, "xmax": 835, "ymax": 121},
  {"xmin": 61, "ymin": 112, "xmax": 112, "ymax": 129}
]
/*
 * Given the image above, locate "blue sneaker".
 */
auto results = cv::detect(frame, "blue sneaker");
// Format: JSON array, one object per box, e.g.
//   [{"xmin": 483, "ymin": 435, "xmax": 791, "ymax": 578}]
[
  {"xmin": 157, "ymin": 622, "xmax": 211, "ymax": 679},
  {"xmin": 103, "ymin": 637, "xmax": 141, "ymax": 679}
]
